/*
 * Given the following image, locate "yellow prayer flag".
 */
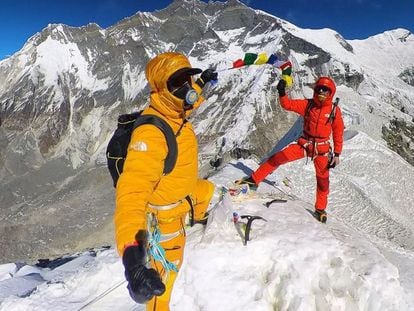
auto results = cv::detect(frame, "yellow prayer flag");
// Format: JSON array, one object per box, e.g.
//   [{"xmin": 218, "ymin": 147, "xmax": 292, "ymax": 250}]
[
  {"xmin": 282, "ymin": 74, "xmax": 293, "ymax": 87},
  {"xmin": 254, "ymin": 52, "xmax": 268, "ymax": 65}
]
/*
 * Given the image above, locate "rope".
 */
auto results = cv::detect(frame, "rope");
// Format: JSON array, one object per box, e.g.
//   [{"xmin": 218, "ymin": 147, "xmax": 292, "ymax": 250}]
[
  {"xmin": 147, "ymin": 216, "xmax": 179, "ymax": 274},
  {"xmin": 77, "ymin": 279, "xmax": 126, "ymax": 310}
]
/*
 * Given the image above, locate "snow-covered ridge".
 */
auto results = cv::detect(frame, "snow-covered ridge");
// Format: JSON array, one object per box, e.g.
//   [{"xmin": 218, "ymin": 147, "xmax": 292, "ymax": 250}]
[{"xmin": 1, "ymin": 132, "xmax": 414, "ymax": 309}]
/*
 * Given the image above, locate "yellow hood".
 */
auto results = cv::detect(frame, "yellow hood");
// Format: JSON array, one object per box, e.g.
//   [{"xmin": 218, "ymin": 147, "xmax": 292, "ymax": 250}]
[{"xmin": 145, "ymin": 52, "xmax": 204, "ymax": 121}]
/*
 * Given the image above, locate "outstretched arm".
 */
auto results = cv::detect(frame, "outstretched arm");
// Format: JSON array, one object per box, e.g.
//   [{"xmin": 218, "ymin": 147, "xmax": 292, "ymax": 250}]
[{"xmin": 276, "ymin": 79, "xmax": 308, "ymax": 116}]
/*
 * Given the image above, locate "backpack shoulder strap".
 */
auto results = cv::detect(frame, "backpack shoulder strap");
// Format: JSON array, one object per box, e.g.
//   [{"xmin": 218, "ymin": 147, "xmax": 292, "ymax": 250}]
[
  {"xmin": 133, "ymin": 114, "xmax": 178, "ymax": 175},
  {"xmin": 326, "ymin": 97, "xmax": 340, "ymax": 125}
]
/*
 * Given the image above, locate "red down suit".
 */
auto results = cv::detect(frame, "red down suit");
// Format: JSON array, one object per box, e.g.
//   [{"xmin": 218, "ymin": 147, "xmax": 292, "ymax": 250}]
[{"xmin": 252, "ymin": 77, "xmax": 344, "ymax": 210}]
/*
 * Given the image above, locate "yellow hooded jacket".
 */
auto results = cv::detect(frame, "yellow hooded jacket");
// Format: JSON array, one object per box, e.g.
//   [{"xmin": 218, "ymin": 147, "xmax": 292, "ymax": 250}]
[{"xmin": 114, "ymin": 52, "xmax": 205, "ymax": 256}]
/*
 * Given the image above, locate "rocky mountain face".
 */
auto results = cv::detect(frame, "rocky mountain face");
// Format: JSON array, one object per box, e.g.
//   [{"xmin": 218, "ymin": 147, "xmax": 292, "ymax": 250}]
[
  {"xmin": 0, "ymin": 0, "xmax": 413, "ymax": 263},
  {"xmin": 399, "ymin": 67, "xmax": 414, "ymax": 87},
  {"xmin": 382, "ymin": 118, "xmax": 414, "ymax": 166}
]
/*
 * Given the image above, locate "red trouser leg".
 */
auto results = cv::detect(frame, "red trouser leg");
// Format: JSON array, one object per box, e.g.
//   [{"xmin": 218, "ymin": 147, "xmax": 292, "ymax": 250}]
[
  {"xmin": 314, "ymin": 155, "xmax": 330, "ymax": 210},
  {"xmin": 252, "ymin": 144, "xmax": 305, "ymax": 184}
]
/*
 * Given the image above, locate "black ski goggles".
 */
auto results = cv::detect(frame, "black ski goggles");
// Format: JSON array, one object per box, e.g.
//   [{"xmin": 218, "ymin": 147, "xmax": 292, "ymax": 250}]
[
  {"xmin": 167, "ymin": 67, "xmax": 201, "ymax": 92},
  {"xmin": 167, "ymin": 75, "xmax": 192, "ymax": 93},
  {"xmin": 314, "ymin": 85, "xmax": 331, "ymax": 94}
]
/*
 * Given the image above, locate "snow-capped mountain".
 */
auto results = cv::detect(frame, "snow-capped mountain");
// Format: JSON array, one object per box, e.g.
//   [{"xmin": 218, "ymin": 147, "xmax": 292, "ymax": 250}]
[{"xmin": 0, "ymin": 0, "xmax": 413, "ymax": 263}]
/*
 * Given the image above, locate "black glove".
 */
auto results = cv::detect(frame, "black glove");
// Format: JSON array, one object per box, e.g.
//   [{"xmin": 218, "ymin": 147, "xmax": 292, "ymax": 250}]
[
  {"xmin": 276, "ymin": 79, "xmax": 287, "ymax": 97},
  {"xmin": 196, "ymin": 69, "xmax": 218, "ymax": 88},
  {"xmin": 328, "ymin": 153, "xmax": 340, "ymax": 169},
  {"xmin": 123, "ymin": 234, "xmax": 165, "ymax": 304},
  {"xmin": 209, "ymin": 157, "xmax": 223, "ymax": 169}
]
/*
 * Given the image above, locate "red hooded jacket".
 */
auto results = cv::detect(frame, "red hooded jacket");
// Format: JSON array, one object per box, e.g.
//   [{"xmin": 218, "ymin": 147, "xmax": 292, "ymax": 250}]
[{"xmin": 280, "ymin": 77, "xmax": 344, "ymax": 155}]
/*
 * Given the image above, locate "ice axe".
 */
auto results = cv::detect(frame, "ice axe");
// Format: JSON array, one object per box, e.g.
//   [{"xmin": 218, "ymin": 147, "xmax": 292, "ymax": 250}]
[{"xmin": 239, "ymin": 215, "xmax": 267, "ymax": 245}]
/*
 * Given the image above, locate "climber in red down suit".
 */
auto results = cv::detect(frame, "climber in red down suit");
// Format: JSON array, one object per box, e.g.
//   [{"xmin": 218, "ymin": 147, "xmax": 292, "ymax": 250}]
[{"xmin": 239, "ymin": 77, "xmax": 344, "ymax": 223}]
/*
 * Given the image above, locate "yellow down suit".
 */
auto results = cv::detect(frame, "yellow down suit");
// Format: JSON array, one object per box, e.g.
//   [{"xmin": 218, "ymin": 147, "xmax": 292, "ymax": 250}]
[{"xmin": 114, "ymin": 52, "xmax": 214, "ymax": 311}]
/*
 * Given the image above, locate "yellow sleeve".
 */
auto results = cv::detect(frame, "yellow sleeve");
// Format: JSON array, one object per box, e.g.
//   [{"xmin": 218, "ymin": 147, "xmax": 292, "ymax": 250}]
[{"xmin": 114, "ymin": 124, "xmax": 167, "ymax": 256}]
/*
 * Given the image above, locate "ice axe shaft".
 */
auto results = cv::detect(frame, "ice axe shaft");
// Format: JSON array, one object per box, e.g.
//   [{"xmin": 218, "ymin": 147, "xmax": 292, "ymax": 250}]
[{"xmin": 240, "ymin": 215, "xmax": 267, "ymax": 245}]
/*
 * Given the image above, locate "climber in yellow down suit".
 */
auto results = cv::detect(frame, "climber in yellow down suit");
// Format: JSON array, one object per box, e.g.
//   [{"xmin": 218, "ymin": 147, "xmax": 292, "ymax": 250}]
[{"xmin": 115, "ymin": 52, "xmax": 218, "ymax": 311}]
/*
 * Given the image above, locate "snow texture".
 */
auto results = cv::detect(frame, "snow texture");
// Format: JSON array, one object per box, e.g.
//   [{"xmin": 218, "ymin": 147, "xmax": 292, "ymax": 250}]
[{"xmin": 1, "ymin": 129, "xmax": 414, "ymax": 310}]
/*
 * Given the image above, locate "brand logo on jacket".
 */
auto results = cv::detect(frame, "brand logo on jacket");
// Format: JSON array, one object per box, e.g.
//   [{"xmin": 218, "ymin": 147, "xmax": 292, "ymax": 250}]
[{"xmin": 130, "ymin": 141, "xmax": 148, "ymax": 152}]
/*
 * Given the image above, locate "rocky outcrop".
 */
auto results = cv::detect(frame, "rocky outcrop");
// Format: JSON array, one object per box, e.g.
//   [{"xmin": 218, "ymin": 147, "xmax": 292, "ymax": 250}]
[
  {"xmin": 382, "ymin": 118, "xmax": 414, "ymax": 166},
  {"xmin": 399, "ymin": 67, "xmax": 414, "ymax": 87}
]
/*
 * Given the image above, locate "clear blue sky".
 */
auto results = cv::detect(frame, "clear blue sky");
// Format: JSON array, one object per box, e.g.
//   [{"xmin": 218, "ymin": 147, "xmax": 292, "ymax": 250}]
[{"xmin": 0, "ymin": 0, "xmax": 413, "ymax": 60}]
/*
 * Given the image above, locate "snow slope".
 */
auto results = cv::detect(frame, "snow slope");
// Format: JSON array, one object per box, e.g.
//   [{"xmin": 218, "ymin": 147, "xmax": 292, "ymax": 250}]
[{"xmin": 1, "ymin": 128, "xmax": 414, "ymax": 311}]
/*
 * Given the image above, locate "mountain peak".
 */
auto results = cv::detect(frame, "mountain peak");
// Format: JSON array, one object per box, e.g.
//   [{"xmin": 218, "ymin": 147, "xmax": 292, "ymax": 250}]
[
  {"xmin": 368, "ymin": 28, "xmax": 412, "ymax": 43},
  {"xmin": 393, "ymin": 28, "xmax": 412, "ymax": 42},
  {"xmin": 165, "ymin": 0, "xmax": 248, "ymax": 14}
]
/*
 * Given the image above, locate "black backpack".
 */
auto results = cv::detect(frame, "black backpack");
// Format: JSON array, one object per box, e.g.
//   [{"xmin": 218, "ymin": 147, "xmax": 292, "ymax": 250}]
[{"xmin": 106, "ymin": 111, "xmax": 178, "ymax": 187}]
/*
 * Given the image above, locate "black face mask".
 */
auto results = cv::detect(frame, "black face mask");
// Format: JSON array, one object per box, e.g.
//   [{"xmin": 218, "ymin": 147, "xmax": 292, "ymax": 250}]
[{"xmin": 171, "ymin": 81, "xmax": 199, "ymax": 106}]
